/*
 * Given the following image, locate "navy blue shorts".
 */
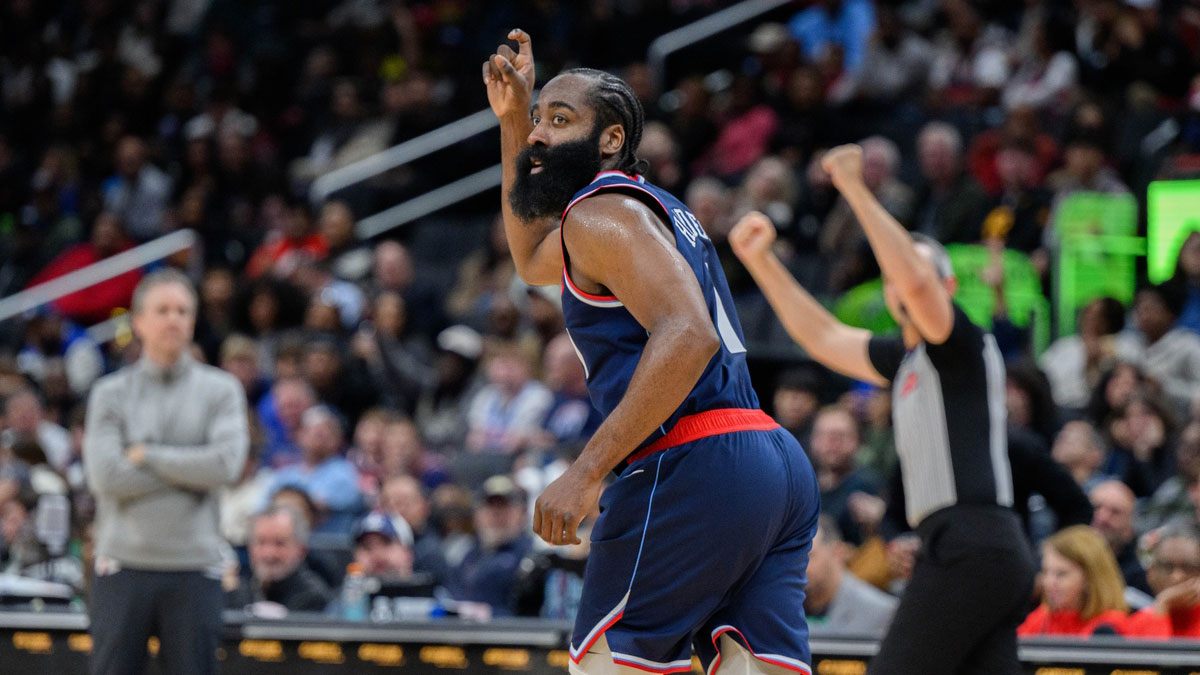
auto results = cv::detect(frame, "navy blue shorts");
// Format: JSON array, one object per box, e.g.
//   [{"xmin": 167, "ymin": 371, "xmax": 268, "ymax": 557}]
[{"xmin": 570, "ymin": 426, "xmax": 820, "ymax": 673}]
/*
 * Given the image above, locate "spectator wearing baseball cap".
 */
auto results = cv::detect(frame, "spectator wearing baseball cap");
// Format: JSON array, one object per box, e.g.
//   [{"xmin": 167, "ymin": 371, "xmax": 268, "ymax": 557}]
[
  {"xmin": 349, "ymin": 511, "xmax": 437, "ymax": 601},
  {"xmin": 444, "ymin": 475, "xmax": 533, "ymax": 617},
  {"xmin": 353, "ymin": 512, "xmax": 415, "ymax": 577}
]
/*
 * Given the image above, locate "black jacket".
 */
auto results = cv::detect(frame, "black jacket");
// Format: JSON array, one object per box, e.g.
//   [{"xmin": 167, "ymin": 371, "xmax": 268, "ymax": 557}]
[{"xmin": 226, "ymin": 565, "xmax": 333, "ymax": 613}]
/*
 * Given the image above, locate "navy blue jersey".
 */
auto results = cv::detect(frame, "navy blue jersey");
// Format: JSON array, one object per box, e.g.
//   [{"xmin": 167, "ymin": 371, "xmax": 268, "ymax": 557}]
[{"xmin": 559, "ymin": 171, "xmax": 760, "ymax": 453}]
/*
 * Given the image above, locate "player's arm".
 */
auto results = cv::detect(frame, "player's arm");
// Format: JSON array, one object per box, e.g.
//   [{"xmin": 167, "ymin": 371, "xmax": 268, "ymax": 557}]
[
  {"xmin": 532, "ymin": 194, "xmax": 720, "ymax": 546},
  {"xmin": 483, "ymin": 29, "xmax": 562, "ymax": 286},
  {"xmin": 823, "ymin": 144, "xmax": 955, "ymax": 344},
  {"xmin": 730, "ymin": 212, "xmax": 886, "ymax": 386}
]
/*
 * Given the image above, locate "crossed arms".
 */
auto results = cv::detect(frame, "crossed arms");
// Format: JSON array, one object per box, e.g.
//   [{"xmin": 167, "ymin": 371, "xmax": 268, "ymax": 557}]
[{"xmin": 83, "ymin": 375, "xmax": 249, "ymax": 503}]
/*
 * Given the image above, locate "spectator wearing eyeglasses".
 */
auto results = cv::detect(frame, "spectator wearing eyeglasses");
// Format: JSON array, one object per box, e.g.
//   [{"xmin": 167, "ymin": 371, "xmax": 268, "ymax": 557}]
[{"xmin": 1123, "ymin": 527, "xmax": 1200, "ymax": 638}]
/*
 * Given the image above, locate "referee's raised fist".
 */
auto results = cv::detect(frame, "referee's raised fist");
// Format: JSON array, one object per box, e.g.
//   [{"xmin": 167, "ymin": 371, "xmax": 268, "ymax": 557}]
[
  {"xmin": 729, "ymin": 211, "xmax": 776, "ymax": 263},
  {"xmin": 821, "ymin": 144, "xmax": 864, "ymax": 190}
]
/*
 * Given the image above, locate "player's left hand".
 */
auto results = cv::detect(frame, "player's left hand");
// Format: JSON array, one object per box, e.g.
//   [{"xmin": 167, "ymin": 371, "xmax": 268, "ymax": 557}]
[
  {"xmin": 533, "ymin": 466, "xmax": 601, "ymax": 546},
  {"xmin": 483, "ymin": 29, "xmax": 535, "ymax": 119}
]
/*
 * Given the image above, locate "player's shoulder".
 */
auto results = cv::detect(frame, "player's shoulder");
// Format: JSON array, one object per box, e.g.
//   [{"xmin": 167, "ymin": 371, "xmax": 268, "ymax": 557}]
[
  {"xmin": 564, "ymin": 192, "xmax": 659, "ymax": 244},
  {"xmin": 569, "ymin": 189, "xmax": 653, "ymax": 219}
]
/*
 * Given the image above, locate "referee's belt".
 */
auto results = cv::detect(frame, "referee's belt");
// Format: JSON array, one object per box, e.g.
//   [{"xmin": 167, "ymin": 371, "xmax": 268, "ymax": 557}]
[{"xmin": 625, "ymin": 408, "xmax": 780, "ymax": 466}]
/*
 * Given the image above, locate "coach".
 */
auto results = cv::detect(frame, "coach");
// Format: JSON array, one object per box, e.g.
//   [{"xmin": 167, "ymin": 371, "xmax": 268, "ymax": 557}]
[{"xmin": 84, "ymin": 269, "xmax": 249, "ymax": 675}]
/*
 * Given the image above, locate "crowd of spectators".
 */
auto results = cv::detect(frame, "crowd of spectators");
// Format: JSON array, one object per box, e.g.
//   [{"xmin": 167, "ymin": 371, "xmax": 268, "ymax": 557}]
[{"xmin": 1, "ymin": 0, "xmax": 1200, "ymax": 641}]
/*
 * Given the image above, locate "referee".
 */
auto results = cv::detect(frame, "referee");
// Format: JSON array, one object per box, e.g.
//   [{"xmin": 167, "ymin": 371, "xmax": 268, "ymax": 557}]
[{"xmin": 731, "ymin": 145, "xmax": 1035, "ymax": 674}]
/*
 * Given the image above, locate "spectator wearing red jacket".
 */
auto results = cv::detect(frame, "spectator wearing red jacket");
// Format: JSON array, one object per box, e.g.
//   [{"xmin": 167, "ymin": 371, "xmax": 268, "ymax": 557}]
[
  {"xmin": 1019, "ymin": 525, "xmax": 1129, "ymax": 636},
  {"xmin": 1123, "ymin": 527, "xmax": 1200, "ymax": 638},
  {"xmin": 28, "ymin": 211, "xmax": 142, "ymax": 325},
  {"xmin": 245, "ymin": 198, "xmax": 328, "ymax": 279}
]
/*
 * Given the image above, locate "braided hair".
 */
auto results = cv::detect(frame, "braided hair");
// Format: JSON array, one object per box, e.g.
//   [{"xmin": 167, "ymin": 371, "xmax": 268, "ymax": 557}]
[{"xmin": 560, "ymin": 67, "xmax": 649, "ymax": 175}]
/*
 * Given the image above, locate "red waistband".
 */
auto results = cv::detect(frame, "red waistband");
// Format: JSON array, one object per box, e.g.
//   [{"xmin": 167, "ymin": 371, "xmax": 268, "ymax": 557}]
[{"xmin": 624, "ymin": 408, "xmax": 780, "ymax": 466}]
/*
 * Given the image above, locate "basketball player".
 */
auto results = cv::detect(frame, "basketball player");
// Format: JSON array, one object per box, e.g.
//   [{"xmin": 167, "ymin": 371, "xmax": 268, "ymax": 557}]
[
  {"xmin": 483, "ymin": 30, "xmax": 819, "ymax": 675},
  {"xmin": 730, "ymin": 145, "xmax": 1036, "ymax": 675}
]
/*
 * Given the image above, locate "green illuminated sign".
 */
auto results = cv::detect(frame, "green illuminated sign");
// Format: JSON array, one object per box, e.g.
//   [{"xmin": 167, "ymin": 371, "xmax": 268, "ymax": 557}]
[{"xmin": 1147, "ymin": 180, "xmax": 1200, "ymax": 283}]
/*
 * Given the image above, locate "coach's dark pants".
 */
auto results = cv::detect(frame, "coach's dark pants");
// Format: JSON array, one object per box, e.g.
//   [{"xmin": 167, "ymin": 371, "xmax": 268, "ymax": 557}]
[
  {"xmin": 90, "ymin": 568, "xmax": 223, "ymax": 675},
  {"xmin": 868, "ymin": 506, "xmax": 1036, "ymax": 675}
]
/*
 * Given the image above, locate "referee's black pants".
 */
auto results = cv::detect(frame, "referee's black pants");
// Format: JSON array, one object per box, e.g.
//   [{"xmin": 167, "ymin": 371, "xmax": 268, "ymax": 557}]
[
  {"xmin": 90, "ymin": 568, "xmax": 223, "ymax": 675},
  {"xmin": 867, "ymin": 505, "xmax": 1036, "ymax": 675}
]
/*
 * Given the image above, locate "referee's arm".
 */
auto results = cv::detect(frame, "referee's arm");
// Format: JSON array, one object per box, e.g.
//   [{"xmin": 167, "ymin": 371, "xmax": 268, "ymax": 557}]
[
  {"xmin": 823, "ymin": 145, "xmax": 955, "ymax": 345},
  {"xmin": 730, "ymin": 212, "xmax": 886, "ymax": 387}
]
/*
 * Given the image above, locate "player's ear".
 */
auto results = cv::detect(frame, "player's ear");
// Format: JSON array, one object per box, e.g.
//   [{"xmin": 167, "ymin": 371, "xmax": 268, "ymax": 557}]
[{"xmin": 599, "ymin": 124, "xmax": 624, "ymax": 158}]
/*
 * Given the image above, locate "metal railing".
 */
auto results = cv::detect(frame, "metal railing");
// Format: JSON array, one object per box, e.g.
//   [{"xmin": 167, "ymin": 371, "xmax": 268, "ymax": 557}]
[
  {"xmin": 355, "ymin": 165, "xmax": 503, "ymax": 240},
  {"xmin": 646, "ymin": 0, "xmax": 794, "ymax": 89},
  {"xmin": 315, "ymin": 0, "xmax": 792, "ymax": 240},
  {"xmin": 0, "ymin": 0, "xmax": 790, "ymax": 331},
  {"xmin": 308, "ymin": 108, "xmax": 499, "ymax": 205},
  {"xmin": 0, "ymin": 229, "xmax": 197, "ymax": 324}
]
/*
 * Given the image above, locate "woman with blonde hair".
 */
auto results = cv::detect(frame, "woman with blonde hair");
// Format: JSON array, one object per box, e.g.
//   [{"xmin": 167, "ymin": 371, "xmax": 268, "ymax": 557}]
[{"xmin": 1018, "ymin": 525, "xmax": 1129, "ymax": 635}]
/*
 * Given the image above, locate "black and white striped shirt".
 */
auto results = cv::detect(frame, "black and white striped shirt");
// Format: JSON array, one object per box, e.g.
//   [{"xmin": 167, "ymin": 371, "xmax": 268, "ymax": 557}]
[{"xmin": 868, "ymin": 303, "xmax": 1013, "ymax": 528}]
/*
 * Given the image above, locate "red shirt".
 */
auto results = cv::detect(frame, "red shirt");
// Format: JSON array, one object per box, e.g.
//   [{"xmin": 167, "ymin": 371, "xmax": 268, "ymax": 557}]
[
  {"xmin": 245, "ymin": 234, "xmax": 328, "ymax": 278},
  {"xmin": 1017, "ymin": 605, "xmax": 1128, "ymax": 637},
  {"xmin": 699, "ymin": 105, "xmax": 779, "ymax": 177},
  {"xmin": 29, "ymin": 243, "xmax": 142, "ymax": 325},
  {"xmin": 1122, "ymin": 605, "xmax": 1200, "ymax": 639}
]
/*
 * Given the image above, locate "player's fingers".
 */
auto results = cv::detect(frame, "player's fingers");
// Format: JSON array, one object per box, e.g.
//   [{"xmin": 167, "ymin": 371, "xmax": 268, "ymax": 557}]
[
  {"xmin": 492, "ymin": 54, "xmax": 517, "ymax": 81},
  {"xmin": 509, "ymin": 29, "xmax": 532, "ymax": 58},
  {"xmin": 549, "ymin": 510, "xmax": 565, "ymax": 546},
  {"xmin": 531, "ymin": 502, "xmax": 543, "ymax": 538},
  {"xmin": 736, "ymin": 211, "xmax": 767, "ymax": 232},
  {"xmin": 541, "ymin": 505, "xmax": 559, "ymax": 543},
  {"xmin": 564, "ymin": 514, "xmax": 582, "ymax": 545},
  {"xmin": 484, "ymin": 57, "xmax": 503, "ymax": 84},
  {"xmin": 482, "ymin": 60, "xmax": 493, "ymax": 84},
  {"xmin": 497, "ymin": 44, "xmax": 517, "ymax": 65}
]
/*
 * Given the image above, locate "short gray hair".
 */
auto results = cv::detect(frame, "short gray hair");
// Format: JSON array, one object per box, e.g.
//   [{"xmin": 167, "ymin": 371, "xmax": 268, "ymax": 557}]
[
  {"xmin": 685, "ymin": 176, "xmax": 728, "ymax": 205},
  {"xmin": 910, "ymin": 233, "xmax": 955, "ymax": 280},
  {"xmin": 131, "ymin": 268, "xmax": 197, "ymax": 315},
  {"xmin": 254, "ymin": 504, "xmax": 311, "ymax": 547},
  {"xmin": 919, "ymin": 121, "xmax": 963, "ymax": 157},
  {"xmin": 1150, "ymin": 524, "xmax": 1200, "ymax": 558},
  {"xmin": 861, "ymin": 135, "xmax": 900, "ymax": 174}
]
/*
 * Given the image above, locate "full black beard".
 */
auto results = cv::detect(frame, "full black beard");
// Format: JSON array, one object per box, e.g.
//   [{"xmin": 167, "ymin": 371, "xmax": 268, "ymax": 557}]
[{"xmin": 509, "ymin": 133, "xmax": 604, "ymax": 221}]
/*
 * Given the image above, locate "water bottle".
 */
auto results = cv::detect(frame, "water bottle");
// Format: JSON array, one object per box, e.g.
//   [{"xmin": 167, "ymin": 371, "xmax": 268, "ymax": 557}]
[
  {"xmin": 370, "ymin": 596, "xmax": 394, "ymax": 623},
  {"xmin": 341, "ymin": 563, "xmax": 368, "ymax": 622},
  {"xmin": 35, "ymin": 494, "xmax": 70, "ymax": 556}
]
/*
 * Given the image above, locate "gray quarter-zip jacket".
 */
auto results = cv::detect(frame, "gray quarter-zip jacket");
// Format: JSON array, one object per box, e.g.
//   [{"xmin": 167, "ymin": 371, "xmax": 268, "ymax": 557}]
[{"xmin": 84, "ymin": 353, "xmax": 249, "ymax": 571}]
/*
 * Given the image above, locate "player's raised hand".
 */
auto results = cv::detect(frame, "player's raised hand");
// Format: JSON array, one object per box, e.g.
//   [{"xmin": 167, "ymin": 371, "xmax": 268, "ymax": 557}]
[
  {"xmin": 482, "ymin": 29, "xmax": 535, "ymax": 119},
  {"xmin": 729, "ymin": 211, "xmax": 778, "ymax": 263},
  {"xmin": 821, "ymin": 144, "xmax": 864, "ymax": 191}
]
